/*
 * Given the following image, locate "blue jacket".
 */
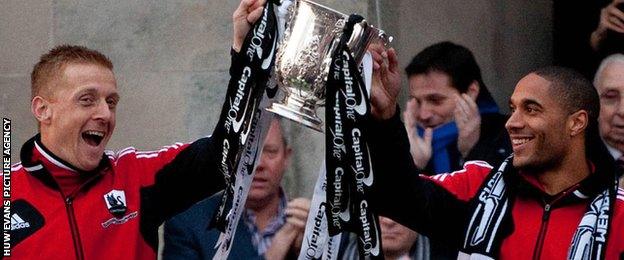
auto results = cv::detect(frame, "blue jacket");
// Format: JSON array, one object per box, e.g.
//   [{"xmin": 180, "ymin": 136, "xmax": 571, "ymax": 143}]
[{"xmin": 163, "ymin": 192, "xmax": 263, "ymax": 260}]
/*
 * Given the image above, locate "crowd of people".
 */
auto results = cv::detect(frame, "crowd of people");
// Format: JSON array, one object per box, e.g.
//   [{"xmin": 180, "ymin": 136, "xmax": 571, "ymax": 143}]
[{"xmin": 7, "ymin": 0, "xmax": 624, "ymax": 259}]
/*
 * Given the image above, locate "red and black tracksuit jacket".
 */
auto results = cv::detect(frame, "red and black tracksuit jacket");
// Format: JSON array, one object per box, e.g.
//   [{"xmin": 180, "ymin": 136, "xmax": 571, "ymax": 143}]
[
  {"xmin": 368, "ymin": 112, "xmax": 624, "ymax": 259},
  {"xmin": 7, "ymin": 135, "xmax": 224, "ymax": 260}
]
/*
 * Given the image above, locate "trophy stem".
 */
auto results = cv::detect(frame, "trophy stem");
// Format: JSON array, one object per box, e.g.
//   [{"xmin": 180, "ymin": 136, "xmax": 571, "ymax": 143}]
[{"xmin": 267, "ymin": 94, "xmax": 323, "ymax": 132}]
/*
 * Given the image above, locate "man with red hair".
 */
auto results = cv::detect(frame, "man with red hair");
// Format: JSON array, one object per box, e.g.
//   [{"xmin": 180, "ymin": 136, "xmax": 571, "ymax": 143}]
[{"xmin": 8, "ymin": 0, "xmax": 266, "ymax": 259}]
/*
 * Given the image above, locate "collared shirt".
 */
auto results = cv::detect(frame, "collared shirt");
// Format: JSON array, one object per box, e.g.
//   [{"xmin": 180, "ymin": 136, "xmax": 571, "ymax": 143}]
[
  {"xmin": 605, "ymin": 142, "xmax": 624, "ymax": 187},
  {"xmin": 605, "ymin": 143, "xmax": 623, "ymax": 160},
  {"xmin": 242, "ymin": 190, "xmax": 288, "ymax": 255}
]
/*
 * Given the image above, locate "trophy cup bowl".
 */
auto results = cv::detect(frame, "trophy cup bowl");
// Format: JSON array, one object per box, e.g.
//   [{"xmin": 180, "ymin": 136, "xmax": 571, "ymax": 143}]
[{"xmin": 266, "ymin": 0, "xmax": 392, "ymax": 131}]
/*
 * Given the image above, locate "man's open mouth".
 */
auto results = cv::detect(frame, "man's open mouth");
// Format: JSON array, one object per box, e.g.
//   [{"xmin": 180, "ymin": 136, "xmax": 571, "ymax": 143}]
[
  {"xmin": 82, "ymin": 130, "xmax": 105, "ymax": 146},
  {"xmin": 512, "ymin": 138, "xmax": 531, "ymax": 145},
  {"xmin": 511, "ymin": 136, "xmax": 533, "ymax": 149}
]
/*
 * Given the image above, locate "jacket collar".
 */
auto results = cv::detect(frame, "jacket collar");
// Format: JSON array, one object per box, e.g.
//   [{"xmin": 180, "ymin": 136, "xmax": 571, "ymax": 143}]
[
  {"xmin": 506, "ymin": 157, "xmax": 617, "ymax": 206},
  {"xmin": 20, "ymin": 134, "xmax": 110, "ymax": 192}
]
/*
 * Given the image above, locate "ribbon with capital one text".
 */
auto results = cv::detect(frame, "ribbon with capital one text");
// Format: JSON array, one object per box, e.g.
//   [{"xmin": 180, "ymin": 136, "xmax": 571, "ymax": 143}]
[
  {"xmin": 210, "ymin": 1, "xmax": 281, "ymax": 259},
  {"xmin": 299, "ymin": 14, "xmax": 384, "ymax": 260}
]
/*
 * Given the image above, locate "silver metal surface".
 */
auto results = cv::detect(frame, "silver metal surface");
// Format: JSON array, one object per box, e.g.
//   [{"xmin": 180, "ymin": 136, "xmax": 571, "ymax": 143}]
[{"xmin": 266, "ymin": 0, "xmax": 392, "ymax": 132}]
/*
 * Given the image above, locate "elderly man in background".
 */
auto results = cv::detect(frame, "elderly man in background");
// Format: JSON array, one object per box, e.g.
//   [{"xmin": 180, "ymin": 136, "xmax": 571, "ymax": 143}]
[
  {"xmin": 164, "ymin": 119, "xmax": 310, "ymax": 260},
  {"xmin": 594, "ymin": 53, "xmax": 624, "ymax": 187}
]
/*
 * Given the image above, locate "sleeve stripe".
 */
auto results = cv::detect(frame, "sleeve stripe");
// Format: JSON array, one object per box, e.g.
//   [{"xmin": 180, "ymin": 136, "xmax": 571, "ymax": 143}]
[
  {"xmin": 114, "ymin": 142, "xmax": 190, "ymax": 160},
  {"xmin": 464, "ymin": 160, "xmax": 494, "ymax": 169},
  {"xmin": 136, "ymin": 151, "xmax": 161, "ymax": 155},
  {"xmin": 11, "ymin": 164, "xmax": 23, "ymax": 171},
  {"xmin": 135, "ymin": 142, "xmax": 187, "ymax": 154},
  {"xmin": 136, "ymin": 153, "xmax": 160, "ymax": 159},
  {"xmin": 429, "ymin": 161, "xmax": 491, "ymax": 181},
  {"xmin": 116, "ymin": 146, "xmax": 136, "ymax": 155},
  {"xmin": 114, "ymin": 147, "xmax": 137, "ymax": 159}
]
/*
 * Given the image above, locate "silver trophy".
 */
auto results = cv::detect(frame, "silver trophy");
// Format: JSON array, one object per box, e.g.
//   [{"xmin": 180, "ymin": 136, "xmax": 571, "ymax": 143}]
[{"xmin": 266, "ymin": 0, "xmax": 392, "ymax": 131}]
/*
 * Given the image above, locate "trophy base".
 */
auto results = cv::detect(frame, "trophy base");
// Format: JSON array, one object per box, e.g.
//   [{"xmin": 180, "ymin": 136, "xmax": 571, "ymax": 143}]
[{"xmin": 266, "ymin": 102, "xmax": 323, "ymax": 132}]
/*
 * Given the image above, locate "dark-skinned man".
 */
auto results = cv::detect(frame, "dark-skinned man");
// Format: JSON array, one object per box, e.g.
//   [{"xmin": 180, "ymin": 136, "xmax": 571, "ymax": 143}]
[{"xmin": 366, "ymin": 44, "xmax": 624, "ymax": 259}]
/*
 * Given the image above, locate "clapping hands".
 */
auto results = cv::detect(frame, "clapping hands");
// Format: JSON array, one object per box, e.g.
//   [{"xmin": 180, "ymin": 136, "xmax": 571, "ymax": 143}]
[
  {"xmin": 403, "ymin": 99, "xmax": 433, "ymax": 169},
  {"xmin": 455, "ymin": 93, "xmax": 481, "ymax": 158}
]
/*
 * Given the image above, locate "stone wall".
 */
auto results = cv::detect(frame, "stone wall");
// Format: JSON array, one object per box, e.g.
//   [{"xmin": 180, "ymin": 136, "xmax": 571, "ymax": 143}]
[{"xmin": 1, "ymin": 0, "xmax": 551, "ymax": 199}]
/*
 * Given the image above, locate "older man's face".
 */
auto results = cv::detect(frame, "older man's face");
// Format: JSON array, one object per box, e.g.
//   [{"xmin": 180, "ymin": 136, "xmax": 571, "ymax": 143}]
[
  {"xmin": 596, "ymin": 61, "xmax": 624, "ymax": 152},
  {"xmin": 248, "ymin": 120, "xmax": 291, "ymax": 204}
]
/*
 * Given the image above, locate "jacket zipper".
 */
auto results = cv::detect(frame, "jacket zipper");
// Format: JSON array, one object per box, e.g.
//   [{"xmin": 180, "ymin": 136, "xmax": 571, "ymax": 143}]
[
  {"xmin": 65, "ymin": 197, "xmax": 85, "ymax": 260},
  {"xmin": 62, "ymin": 171, "xmax": 105, "ymax": 260},
  {"xmin": 531, "ymin": 183, "xmax": 579, "ymax": 260},
  {"xmin": 532, "ymin": 203, "xmax": 551, "ymax": 260}
]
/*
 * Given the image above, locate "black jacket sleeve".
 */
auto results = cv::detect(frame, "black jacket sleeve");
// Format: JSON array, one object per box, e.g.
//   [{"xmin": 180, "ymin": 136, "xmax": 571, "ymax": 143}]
[
  {"xmin": 139, "ymin": 138, "xmax": 225, "ymax": 250},
  {"xmin": 368, "ymin": 110, "xmax": 471, "ymax": 248}
]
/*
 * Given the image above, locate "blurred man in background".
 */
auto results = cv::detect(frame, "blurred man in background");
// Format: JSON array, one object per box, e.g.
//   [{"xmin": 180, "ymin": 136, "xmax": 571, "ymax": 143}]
[
  {"xmin": 338, "ymin": 216, "xmax": 429, "ymax": 260},
  {"xmin": 164, "ymin": 119, "xmax": 310, "ymax": 260},
  {"xmin": 403, "ymin": 42, "xmax": 511, "ymax": 174}
]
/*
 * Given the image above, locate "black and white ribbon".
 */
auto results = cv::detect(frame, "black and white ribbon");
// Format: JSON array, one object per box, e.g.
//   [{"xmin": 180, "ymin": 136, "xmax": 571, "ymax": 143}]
[
  {"xmin": 326, "ymin": 14, "xmax": 383, "ymax": 259},
  {"xmin": 298, "ymin": 162, "xmax": 342, "ymax": 260},
  {"xmin": 298, "ymin": 27, "xmax": 381, "ymax": 260},
  {"xmin": 213, "ymin": 86, "xmax": 277, "ymax": 259},
  {"xmin": 210, "ymin": 0, "xmax": 281, "ymax": 258}
]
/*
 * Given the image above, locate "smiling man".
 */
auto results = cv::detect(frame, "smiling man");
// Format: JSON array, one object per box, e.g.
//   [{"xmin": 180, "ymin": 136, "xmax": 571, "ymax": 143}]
[
  {"xmin": 365, "ymin": 51, "xmax": 624, "ymax": 259},
  {"xmin": 402, "ymin": 42, "xmax": 510, "ymax": 176},
  {"xmin": 31, "ymin": 57, "xmax": 119, "ymax": 171},
  {"xmin": 8, "ymin": 0, "xmax": 267, "ymax": 259}
]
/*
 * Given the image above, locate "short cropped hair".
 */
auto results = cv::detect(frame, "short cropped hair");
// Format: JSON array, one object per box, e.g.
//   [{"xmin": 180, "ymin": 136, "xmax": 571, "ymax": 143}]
[
  {"xmin": 31, "ymin": 45, "xmax": 113, "ymax": 99},
  {"xmin": 533, "ymin": 66, "xmax": 599, "ymax": 122},
  {"xmin": 534, "ymin": 66, "xmax": 617, "ymax": 171},
  {"xmin": 405, "ymin": 41, "xmax": 496, "ymax": 107}
]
